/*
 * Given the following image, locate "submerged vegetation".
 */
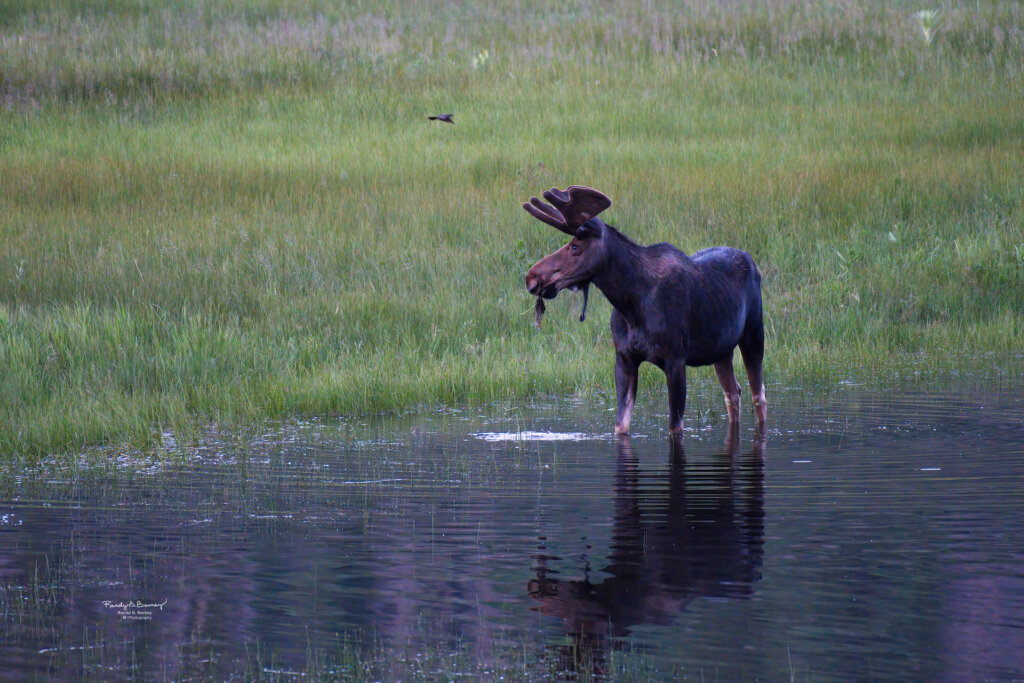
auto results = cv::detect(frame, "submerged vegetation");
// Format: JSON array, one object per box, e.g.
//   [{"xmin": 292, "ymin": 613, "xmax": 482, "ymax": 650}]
[{"xmin": 2, "ymin": 0, "xmax": 1023, "ymax": 459}]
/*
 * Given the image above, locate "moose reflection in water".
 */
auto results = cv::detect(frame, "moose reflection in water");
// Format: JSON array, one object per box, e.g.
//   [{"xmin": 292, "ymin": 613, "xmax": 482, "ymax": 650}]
[{"xmin": 528, "ymin": 431, "xmax": 765, "ymax": 674}]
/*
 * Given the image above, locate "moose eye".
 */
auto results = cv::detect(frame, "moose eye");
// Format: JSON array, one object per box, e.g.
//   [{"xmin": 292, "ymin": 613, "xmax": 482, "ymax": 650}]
[{"xmin": 570, "ymin": 244, "xmax": 580, "ymax": 255}]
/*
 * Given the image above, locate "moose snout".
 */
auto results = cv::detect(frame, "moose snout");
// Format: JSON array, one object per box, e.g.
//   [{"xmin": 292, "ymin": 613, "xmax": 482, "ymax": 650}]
[
  {"xmin": 526, "ymin": 271, "xmax": 558, "ymax": 299},
  {"xmin": 525, "ymin": 273, "xmax": 541, "ymax": 295}
]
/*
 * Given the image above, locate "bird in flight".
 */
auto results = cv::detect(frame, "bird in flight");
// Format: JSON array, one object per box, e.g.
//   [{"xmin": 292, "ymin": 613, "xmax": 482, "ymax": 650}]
[{"xmin": 428, "ymin": 114, "xmax": 454, "ymax": 124}]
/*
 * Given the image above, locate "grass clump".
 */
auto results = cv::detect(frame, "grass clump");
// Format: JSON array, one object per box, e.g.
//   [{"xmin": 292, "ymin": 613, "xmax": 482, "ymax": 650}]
[{"xmin": 2, "ymin": 0, "xmax": 1023, "ymax": 460}]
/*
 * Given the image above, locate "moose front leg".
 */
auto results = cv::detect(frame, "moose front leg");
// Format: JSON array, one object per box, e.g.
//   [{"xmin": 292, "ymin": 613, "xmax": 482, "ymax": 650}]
[
  {"xmin": 614, "ymin": 353, "xmax": 639, "ymax": 435},
  {"xmin": 664, "ymin": 359, "xmax": 687, "ymax": 434},
  {"xmin": 713, "ymin": 355, "xmax": 742, "ymax": 424}
]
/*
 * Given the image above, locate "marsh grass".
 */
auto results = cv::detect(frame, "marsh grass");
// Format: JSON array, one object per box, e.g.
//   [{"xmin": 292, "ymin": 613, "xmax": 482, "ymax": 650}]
[
  {"xmin": 241, "ymin": 633, "xmax": 671, "ymax": 682},
  {"xmin": 10, "ymin": 615, "xmax": 664, "ymax": 681},
  {"xmin": 2, "ymin": 0, "xmax": 1023, "ymax": 460}
]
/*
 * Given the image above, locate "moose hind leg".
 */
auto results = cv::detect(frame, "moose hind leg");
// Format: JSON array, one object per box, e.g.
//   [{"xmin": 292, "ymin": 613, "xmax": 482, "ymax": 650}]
[
  {"xmin": 714, "ymin": 355, "xmax": 742, "ymax": 424},
  {"xmin": 665, "ymin": 360, "xmax": 687, "ymax": 434},
  {"xmin": 739, "ymin": 328, "xmax": 767, "ymax": 428},
  {"xmin": 750, "ymin": 373, "xmax": 768, "ymax": 428}
]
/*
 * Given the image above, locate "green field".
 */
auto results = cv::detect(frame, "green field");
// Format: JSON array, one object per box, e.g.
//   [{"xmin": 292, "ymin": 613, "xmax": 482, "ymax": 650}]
[{"xmin": 2, "ymin": 0, "xmax": 1022, "ymax": 460}]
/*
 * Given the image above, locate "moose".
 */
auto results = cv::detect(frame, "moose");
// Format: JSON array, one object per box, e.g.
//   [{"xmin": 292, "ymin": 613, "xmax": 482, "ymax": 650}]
[{"xmin": 523, "ymin": 186, "xmax": 767, "ymax": 435}]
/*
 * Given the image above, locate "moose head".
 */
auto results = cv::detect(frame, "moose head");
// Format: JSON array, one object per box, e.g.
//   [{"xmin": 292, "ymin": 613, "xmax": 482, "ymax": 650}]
[{"xmin": 523, "ymin": 186, "xmax": 613, "ymax": 302}]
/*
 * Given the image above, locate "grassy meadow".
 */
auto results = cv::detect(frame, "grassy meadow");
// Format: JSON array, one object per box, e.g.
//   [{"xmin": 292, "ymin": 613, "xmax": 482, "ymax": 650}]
[{"xmin": 2, "ymin": 0, "xmax": 1023, "ymax": 460}]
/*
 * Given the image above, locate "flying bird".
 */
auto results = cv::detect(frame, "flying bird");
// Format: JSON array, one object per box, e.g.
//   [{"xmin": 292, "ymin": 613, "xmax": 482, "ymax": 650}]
[{"xmin": 428, "ymin": 113, "xmax": 454, "ymax": 124}]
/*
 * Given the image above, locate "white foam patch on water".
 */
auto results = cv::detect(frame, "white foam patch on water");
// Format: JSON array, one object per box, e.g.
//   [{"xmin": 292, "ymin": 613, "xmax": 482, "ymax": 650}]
[{"xmin": 472, "ymin": 431, "xmax": 602, "ymax": 442}]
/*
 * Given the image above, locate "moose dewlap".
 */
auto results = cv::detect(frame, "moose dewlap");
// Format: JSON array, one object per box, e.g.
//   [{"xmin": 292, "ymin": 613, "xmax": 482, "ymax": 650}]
[{"xmin": 523, "ymin": 185, "xmax": 767, "ymax": 435}]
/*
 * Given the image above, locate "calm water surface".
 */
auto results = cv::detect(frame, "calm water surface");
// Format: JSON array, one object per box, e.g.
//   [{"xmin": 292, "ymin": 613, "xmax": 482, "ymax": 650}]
[{"xmin": 2, "ymin": 386, "xmax": 1023, "ymax": 680}]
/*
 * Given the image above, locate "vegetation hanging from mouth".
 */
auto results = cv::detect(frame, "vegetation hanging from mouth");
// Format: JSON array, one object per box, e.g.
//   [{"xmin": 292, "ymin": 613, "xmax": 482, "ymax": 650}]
[{"xmin": 534, "ymin": 285, "xmax": 590, "ymax": 329}]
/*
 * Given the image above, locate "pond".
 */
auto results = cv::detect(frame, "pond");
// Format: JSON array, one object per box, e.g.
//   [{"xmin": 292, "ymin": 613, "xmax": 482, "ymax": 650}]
[{"xmin": 2, "ymin": 385, "xmax": 1023, "ymax": 680}]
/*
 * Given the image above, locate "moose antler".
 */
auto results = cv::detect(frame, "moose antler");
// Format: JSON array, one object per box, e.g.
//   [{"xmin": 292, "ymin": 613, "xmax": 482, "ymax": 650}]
[
  {"xmin": 523, "ymin": 186, "xmax": 611, "ymax": 235},
  {"xmin": 523, "ymin": 196, "xmax": 569, "ymax": 233}
]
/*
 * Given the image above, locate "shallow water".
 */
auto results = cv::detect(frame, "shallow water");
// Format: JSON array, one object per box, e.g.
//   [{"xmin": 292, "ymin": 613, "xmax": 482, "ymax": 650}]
[{"xmin": 2, "ymin": 386, "xmax": 1024, "ymax": 680}]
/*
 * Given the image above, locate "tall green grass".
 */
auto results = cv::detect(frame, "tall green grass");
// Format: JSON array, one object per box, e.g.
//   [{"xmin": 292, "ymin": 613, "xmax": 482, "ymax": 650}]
[{"xmin": 2, "ymin": 0, "xmax": 1022, "ymax": 459}]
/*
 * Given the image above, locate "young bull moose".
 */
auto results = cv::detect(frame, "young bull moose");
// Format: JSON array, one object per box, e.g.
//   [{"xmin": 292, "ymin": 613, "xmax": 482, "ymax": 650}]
[{"xmin": 523, "ymin": 186, "xmax": 767, "ymax": 435}]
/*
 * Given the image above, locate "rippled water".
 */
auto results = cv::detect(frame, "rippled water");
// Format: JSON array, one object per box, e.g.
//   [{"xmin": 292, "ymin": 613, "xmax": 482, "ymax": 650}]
[{"xmin": 2, "ymin": 386, "xmax": 1023, "ymax": 680}]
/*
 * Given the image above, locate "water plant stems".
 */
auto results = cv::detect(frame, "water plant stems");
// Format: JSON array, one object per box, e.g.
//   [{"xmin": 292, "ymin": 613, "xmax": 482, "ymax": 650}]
[{"xmin": 2, "ymin": 0, "xmax": 1022, "ymax": 460}]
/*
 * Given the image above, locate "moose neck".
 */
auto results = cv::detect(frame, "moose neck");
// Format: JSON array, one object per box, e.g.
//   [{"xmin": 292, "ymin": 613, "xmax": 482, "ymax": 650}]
[{"xmin": 590, "ymin": 226, "xmax": 656, "ymax": 324}]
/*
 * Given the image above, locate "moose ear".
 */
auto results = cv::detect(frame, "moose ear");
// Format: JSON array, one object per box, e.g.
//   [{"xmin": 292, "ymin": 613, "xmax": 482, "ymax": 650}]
[{"xmin": 574, "ymin": 221, "xmax": 602, "ymax": 240}]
